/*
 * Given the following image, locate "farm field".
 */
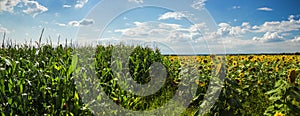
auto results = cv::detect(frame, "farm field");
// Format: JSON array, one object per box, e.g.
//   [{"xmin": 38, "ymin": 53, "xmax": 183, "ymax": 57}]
[{"xmin": 0, "ymin": 44, "xmax": 300, "ymax": 116}]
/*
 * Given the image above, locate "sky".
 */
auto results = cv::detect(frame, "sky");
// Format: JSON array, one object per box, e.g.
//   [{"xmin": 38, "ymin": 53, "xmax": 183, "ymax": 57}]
[{"xmin": 0, "ymin": 0, "xmax": 300, "ymax": 54}]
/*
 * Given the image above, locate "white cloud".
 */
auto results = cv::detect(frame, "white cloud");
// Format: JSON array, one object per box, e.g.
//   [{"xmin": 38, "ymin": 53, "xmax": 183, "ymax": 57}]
[
  {"xmin": 190, "ymin": 23, "xmax": 208, "ymax": 32},
  {"xmin": 158, "ymin": 12, "xmax": 187, "ymax": 20},
  {"xmin": 0, "ymin": 0, "xmax": 48, "ymax": 17},
  {"xmin": 291, "ymin": 36, "xmax": 300, "ymax": 42},
  {"xmin": 113, "ymin": 21, "xmax": 256, "ymax": 44},
  {"xmin": 22, "ymin": 0, "xmax": 48, "ymax": 17},
  {"xmin": 56, "ymin": 23, "xmax": 67, "ymax": 27},
  {"xmin": 115, "ymin": 21, "xmax": 157, "ymax": 38},
  {"xmin": 112, "ymin": 15, "xmax": 300, "ymax": 52},
  {"xmin": 0, "ymin": 0, "xmax": 21, "ymax": 13},
  {"xmin": 114, "ymin": 21, "xmax": 202, "ymax": 42},
  {"xmin": 68, "ymin": 21, "xmax": 80, "ymax": 27},
  {"xmin": 288, "ymin": 15, "xmax": 295, "ymax": 21},
  {"xmin": 253, "ymin": 32, "xmax": 284, "ymax": 43},
  {"xmin": 158, "ymin": 23, "xmax": 181, "ymax": 30},
  {"xmin": 58, "ymin": 18, "xmax": 95, "ymax": 27},
  {"xmin": 128, "ymin": 0, "xmax": 143, "ymax": 3},
  {"xmin": 252, "ymin": 15, "xmax": 300, "ymax": 33},
  {"xmin": 79, "ymin": 18, "xmax": 94, "ymax": 25},
  {"xmin": 0, "ymin": 24, "xmax": 9, "ymax": 33},
  {"xmin": 63, "ymin": 4, "xmax": 71, "ymax": 8},
  {"xmin": 75, "ymin": 0, "xmax": 88, "ymax": 9},
  {"xmin": 191, "ymin": 0, "xmax": 207, "ymax": 10},
  {"xmin": 257, "ymin": 7, "xmax": 273, "ymax": 11},
  {"xmin": 201, "ymin": 19, "xmax": 298, "ymax": 43},
  {"xmin": 233, "ymin": 6, "xmax": 240, "ymax": 9},
  {"xmin": 195, "ymin": 22, "xmax": 252, "ymax": 45},
  {"xmin": 214, "ymin": 22, "xmax": 251, "ymax": 37}
]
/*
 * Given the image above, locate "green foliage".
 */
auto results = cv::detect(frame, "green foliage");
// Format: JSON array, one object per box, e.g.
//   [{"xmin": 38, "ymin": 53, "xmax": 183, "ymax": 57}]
[
  {"xmin": 0, "ymin": 44, "xmax": 92, "ymax": 115},
  {"xmin": 95, "ymin": 45, "xmax": 181, "ymax": 111},
  {"xmin": 0, "ymin": 41, "xmax": 300, "ymax": 116}
]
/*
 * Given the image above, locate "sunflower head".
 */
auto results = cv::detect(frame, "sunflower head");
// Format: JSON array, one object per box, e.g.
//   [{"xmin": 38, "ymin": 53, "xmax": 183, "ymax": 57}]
[
  {"xmin": 248, "ymin": 55, "xmax": 254, "ymax": 60},
  {"xmin": 233, "ymin": 61, "xmax": 238, "ymax": 67},
  {"xmin": 198, "ymin": 65, "xmax": 203, "ymax": 70},
  {"xmin": 239, "ymin": 72, "xmax": 244, "ymax": 78},
  {"xmin": 282, "ymin": 56, "xmax": 285, "ymax": 60},
  {"xmin": 235, "ymin": 78, "xmax": 242, "ymax": 85},
  {"xmin": 202, "ymin": 59, "xmax": 208, "ymax": 64}
]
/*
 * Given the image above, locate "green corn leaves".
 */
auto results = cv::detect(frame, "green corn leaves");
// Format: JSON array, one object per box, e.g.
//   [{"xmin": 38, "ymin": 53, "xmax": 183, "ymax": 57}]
[{"xmin": 1, "ymin": 42, "xmax": 300, "ymax": 116}]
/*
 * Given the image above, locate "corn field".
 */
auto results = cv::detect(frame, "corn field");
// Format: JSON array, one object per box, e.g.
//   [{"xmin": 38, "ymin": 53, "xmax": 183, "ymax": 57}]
[{"xmin": 0, "ymin": 39, "xmax": 300, "ymax": 115}]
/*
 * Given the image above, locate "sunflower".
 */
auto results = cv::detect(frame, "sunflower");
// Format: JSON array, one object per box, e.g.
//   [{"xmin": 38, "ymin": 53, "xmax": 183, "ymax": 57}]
[
  {"xmin": 248, "ymin": 55, "xmax": 254, "ymax": 60},
  {"xmin": 274, "ymin": 112, "xmax": 285, "ymax": 116},
  {"xmin": 202, "ymin": 59, "xmax": 208, "ymax": 64},
  {"xmin": 235, "ymin": 78, "xmax": 242, "ymax": 85},
  {"xmin": 239, "ymin": 72, "xmax": 244, "ymax": 78},
  {"xmin": 196, "ymin": 56, "xmax": 202, "ymax": 63},
  {"xmin": 281, "ymin": 56, "xmax": 286, "ymax": 60},
  {"xmin": 169, "ymin": 56, "xmax": 175, "ymax": 62},
  {"xmin": 239, "ymin": 56, "xmax": 245, "ymax": 61},
  {"xmin": 198, "ymin": 65, "xmax": 203, "ymax": 70},
  {"xmin": 233, "ymin": 61, "xmax": 238, "ymax": 67}
]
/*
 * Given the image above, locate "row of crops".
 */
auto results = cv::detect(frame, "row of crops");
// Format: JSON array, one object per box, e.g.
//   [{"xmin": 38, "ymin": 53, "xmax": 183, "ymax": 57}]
[{"xmin": 0, "ymin": 43, "xmax": 300, "ymax": 115}]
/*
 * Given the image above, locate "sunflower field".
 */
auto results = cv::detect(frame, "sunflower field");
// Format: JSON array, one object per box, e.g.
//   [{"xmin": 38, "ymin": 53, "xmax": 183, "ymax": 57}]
[{"xmin": 0, "ymin": 41, "xmax": 300, "ymax": 115}]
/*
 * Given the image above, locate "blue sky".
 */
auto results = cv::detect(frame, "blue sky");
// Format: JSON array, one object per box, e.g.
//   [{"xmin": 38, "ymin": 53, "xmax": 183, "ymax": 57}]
[{"xmin": 0, "ymin": 0, "xmax": 300, "ymax": 54}]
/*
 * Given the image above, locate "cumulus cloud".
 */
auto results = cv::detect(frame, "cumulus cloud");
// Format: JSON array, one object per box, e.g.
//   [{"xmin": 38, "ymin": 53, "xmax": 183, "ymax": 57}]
[
  {"xmin": 56, "ymin": 23, "xmax": 67, "ymax": 27},
  {"xmin": 128, "ymin": 0, "xmax": 143, "ymax": 3},
  {"xmin": 0, "ymin": 0, "xmax": 21, "ymax": 13},
  {"xmin": 191, "ymin": 0, "xmax": 207, "ymax": 10},
  {"xmin": 115, "ymin": 22, "xmax": 165, "ymax": 38},
  {"xmin": 58, "ymin": 18, "xmax": 95, "ymax": 27},
  {"xmin": 107, "ymin": 15, "xmax": 300, "ymax": 53},
  {"xmin": 252, "ymin": 15, "xmax": 300, "ymax": 33},
  {"xmin": 114, "ymin": 21, "xmax": 204, "ymax": 42},
  {"xmin": 190, "ymin": 23, "xmax": 208, "ymax": 32},
  {"xmin": 216, "ymin": 15, "xmax": 300, "ymax": 43},
  {"xmin": 113, "ymin": 20, "xmax": 259, "ymax": 44},
  {"xmin": 158, "ymin": 12, "xmax": 188, "ymax": 20},
  {"xmin": 0, "ymin": 0, "xmax": 48, "ymax": 17},
  {"xmin": 257, "ymin": 7, "xmax": 273, "ymax": 11},
  {"xmin": 75, "ymin": 0, "xmax": 88, "ymax": 9},
  {"xmin": 233, "ymin": 6, "xmax": 240, "ymax": 9},
  {"xmin": 63, "ymin": 4, "xmax": 71, "ymax": 8},
  {"xmin": 22, "ymin": 0, "xmax": 48, "ymax": 17},
  {"xmin": 291, "ymin": 37, "xmax": 300, "ymax": 42},
  {"xmin": 113, "ymin": 15, "xmax": 300, "ymax": 45},
  {"xmin": 253, "ymin": 32, "xmax": 284, "ymax": 43},
  {"xmin": 79, "ymin": 18, "xmax": 95, "ymax": 25},
  {"xmin": 194, "ymin": 22, "xmax": 252, "ymax": 45},
  {"xmin": 288, "ymin": 15, "xmax": 295, "ymax": 21},
  {"xmin": 208, "ymin": 22, "xmax": 251, "ymax": 39}
]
